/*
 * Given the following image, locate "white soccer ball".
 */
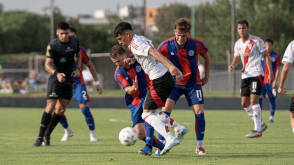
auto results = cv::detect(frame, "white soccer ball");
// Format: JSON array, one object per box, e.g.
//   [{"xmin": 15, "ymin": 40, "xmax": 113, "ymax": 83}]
[{"xmin": 119, "ymin": 127, "xmax": 138, "ymax": 146}]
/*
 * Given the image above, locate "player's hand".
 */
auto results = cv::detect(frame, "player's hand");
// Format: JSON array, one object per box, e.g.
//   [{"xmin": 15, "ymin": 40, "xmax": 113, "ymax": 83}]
[
  {"xmin": 57, "ymin": 73, "xmax": 66, "ymax": 83},
  {"xmin": 268, "ymin": 73, "xmax": 274, "ymax": 84},
  {"xmin": 71, "ymin": 69, "xmax": 80, "ymax": 78},
  {"xmin": 272, "ymin": 81, "xmax": 277, "ymax": 88},
  {"xmin": 96, "ymin": 85, "xmax": 103, "ymax": 95},
  {"xmin": 124, "ymin": 58, "xmax": 136, "ymax": 65},
  {"xmin": 201, "ymin": 76, "xmax": 209, "ymax": 86},
  {"xmin": 278, "ymin": 86, "xmax": 287, "ymax": 95},
  {"xmin": 169, "ymin": 66, "xmax": 183, "ymax": 82},
  {"xmin": 228, "ymin": 64, "xmax": 235, "ymax": 72},
  {"xmin": 132, "ymin": 75, "xmax": 138, "ymax": 91}
]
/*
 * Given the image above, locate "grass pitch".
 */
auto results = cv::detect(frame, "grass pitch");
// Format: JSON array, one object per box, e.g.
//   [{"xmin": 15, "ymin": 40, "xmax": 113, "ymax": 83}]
[{"xmin": 0, "ymin": 108, "xmax": 293, "ymax": 164}]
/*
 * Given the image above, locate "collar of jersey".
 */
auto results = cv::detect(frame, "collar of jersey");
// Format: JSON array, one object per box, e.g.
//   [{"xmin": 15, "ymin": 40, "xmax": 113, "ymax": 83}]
[{"xmin": 174, "ymin": 37, "xmax": 189, "ymax": 49}]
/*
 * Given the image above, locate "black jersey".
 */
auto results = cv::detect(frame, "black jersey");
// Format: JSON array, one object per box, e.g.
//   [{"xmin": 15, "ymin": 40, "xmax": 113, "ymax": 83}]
[{"xmin": 46, "ymin": 36, "xmax": 80, "ymax": 79}]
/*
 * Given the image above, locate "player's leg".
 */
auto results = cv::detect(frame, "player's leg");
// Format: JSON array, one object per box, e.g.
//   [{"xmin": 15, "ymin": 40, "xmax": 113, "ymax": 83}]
[
  {"xmin": 59, "ymin": 112, "xmax": 73, "ymax": 141},
  {"xmin": 33, "ymin": 99, "xmax": 57, "ymax": 146},
  {"xmin": 259, "ymin": 85, "xmax": 266, "ymax": 110},
  {"xmin": 266, "ymin": 85, "xmax": 277, "ymax": 123},
  {"xmin": 288, "ymin": 97, "xmax": 294, "ymax": 133},
  {"xmin": 79, "ymin": 103, "xmax": 97, "ymax": 141}
]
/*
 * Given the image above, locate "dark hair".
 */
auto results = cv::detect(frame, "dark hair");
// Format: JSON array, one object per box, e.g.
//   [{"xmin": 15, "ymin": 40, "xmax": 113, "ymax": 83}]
[
  {"xmin": 237, "ymin": 19, "xmax": 249, "ymax": 27},
  {"xmin": 174, "ymin": 18, "xmax": 191, "ymax": 32},
  {"xmin": 110, "ymin": 45, "xmax": 126, "ymax": 58},
  {"xmin": 265, "ymin": 39, "xmax": 273, "ymax": 45},
  {"xmin": 113, "ymin": 22, "xmax": 132, "ymax": 38},
  {"xmin": 57, "ymin": 22, "xmax": 69, "ymax": 30},
  {"xmin": 68, "ymin": 27, "xmax": 76, "ymax": 34}
]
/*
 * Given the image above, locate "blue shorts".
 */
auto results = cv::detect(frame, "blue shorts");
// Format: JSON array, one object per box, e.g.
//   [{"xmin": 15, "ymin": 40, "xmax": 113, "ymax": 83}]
[
  {"xmin": 72, "ymin": 83, "xmax": 91, "ymax": 105},
  {"xmin": 169, "ymin": 84, "xmax": 204, "ymax": 106},
  {"xmin": 260, "ymin": 83, "xmax": 277, "ymax": 98},
  {"xmin": 129, "ymin": 100, "xmax": 145, "ymax": 127}
]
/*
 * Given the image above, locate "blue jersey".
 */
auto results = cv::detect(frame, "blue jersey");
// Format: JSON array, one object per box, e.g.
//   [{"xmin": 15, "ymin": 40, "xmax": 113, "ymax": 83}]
[{"xmin": 261, "ymin": 51, "xmax": 281, "ymax": 84}]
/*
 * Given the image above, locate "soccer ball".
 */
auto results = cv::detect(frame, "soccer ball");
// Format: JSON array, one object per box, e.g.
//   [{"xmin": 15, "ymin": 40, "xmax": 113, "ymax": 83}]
[{"xmin": 119, "ymin": 127, "xmax": 138, "ymax": 146}]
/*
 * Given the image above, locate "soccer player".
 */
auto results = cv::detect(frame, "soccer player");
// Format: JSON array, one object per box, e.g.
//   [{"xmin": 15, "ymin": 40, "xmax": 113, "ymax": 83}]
[
  {"xmin": 58, "ymin": 27, "xmax": 103, "ymax": 142},
  {"xmin": 259, "ymin": 39, "xmax": 281, "ymax": 123},
  {"xmin": 278, "ymin": 40, "xmax": 294, "ymax": 134},
  {"xmin": 228, "ymin": 19, "xmax": 274, "ymax": 138},
  {"xmin": 113, "ymin": 22, "xmax": 188, "ymax": 155},
  {"xmin": 157, "ymin": 18, "xmax": 210, "ymax": 155},
  {"xmin": 33, "ymin": 22, "xmax": 81, "ymax": 146}
]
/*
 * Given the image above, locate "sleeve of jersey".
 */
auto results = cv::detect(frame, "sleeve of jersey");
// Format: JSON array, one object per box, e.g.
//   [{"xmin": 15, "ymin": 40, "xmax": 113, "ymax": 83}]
[
  {"xmin": 129, "ymin": 40, "xmax": 150, "ymax": 56},
  {"xmin": 80, "ymin": 47, "xmax": 90, "ymax": 64},
  {"xmin": 195, "ymin": 41, "xmax": 208, "ymax": 56},
  {"xmin": 46, "ymin": 44, "xmax": 55, "ymax": 59},
  {"xmin": 276, "ymin": 54, "xmax": 281, "ymax": 66},
  {"xmin": 257, "ymin": 40, "xmax": 267, "ymax": 53},
  {"xmin": 282, "ymin": 42, "xmax": 294, "ymax": 64},
  {"xmin": 157, "ymin": 42, "xmax": 169, "ymax": 57},
  {"xmin": 115, "ymin": 73, "xmax": 130, "ymax": 90},
  {"xmin": 234, "ymin": 43, "xmax": 240, "ymax": 56}
]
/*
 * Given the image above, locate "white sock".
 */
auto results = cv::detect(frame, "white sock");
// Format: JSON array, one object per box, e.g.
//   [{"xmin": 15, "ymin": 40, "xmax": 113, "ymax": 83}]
[
  {"xmin": 197, "ymin": 140, "xmax": 203, "ymax": 148},
  {"xmin": 142, "ymin": 112, "xmax": 174, "ymax": 140},
  {"xmin": 90, "ymin": 130, "xmax": 96, "ymax": 135},
  {"xmin": 292, "ymin": 128, "xmax": 294, "ymax": 134},
  {"xmin": 154, "ymin": 111, "xmax": 181, "ymax": 132},
  {"xmin": 244, "ymin": 105, "xmax": 254, "ymax": 122},
  {"xmin": 270, "ymin": 116, "xmax": 273, "ymax": 120},
  {"xmin": 252, "ymin": 104, "xmax": 262, "ymax": 132},
  {"xmin": 64, "ymin": 126, "xmax": 72, "ymax": 133}
]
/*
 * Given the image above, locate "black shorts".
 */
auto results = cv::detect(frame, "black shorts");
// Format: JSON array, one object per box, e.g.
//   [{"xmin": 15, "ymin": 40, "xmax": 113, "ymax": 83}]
[
  {"xmin": 144, "ymin": 72, "xmax": 174, "ymax": 110},
  {"xmin": 240, "ymin": 76, "xmax": 264, "ymax": 97},
  {"xmin": 289, "ymin": 96, "xmax": 294, "ymax": 115},
  {"xmin": 47, "ymin": 75, "xmax": 73, "ymax": 100}
]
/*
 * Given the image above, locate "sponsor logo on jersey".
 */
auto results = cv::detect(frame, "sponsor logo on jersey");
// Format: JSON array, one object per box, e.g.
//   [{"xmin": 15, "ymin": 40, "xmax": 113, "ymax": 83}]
[
  {"xmin": 60, "ymin": 57, "xmax": 66, "ymax": 63},
  {"xmin": 49, "ymin": 92, "xmax": 58, "ymax": 97},
  {"xmin": 170, "ymin": 52, "xmax": 174, "ymax": 55},
  {"xmin": 46, "ymin": 45, "xmax": 51, "ymax": 56},
  {"xmin": 66, "ymin": 47, "xmax": 73, "ymax": 52},
  {"xmin": 188, "ymin": 50, "xmax": 195, "ymax": 56},
  {"xmin": 136, "ymin": 65, "xmax": 142, "ymax": 72}
]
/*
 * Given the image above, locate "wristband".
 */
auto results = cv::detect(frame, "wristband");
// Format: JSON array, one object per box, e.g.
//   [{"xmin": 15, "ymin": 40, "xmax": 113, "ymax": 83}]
[
  {"xmin": 95, "ymin": 81, "xmax": 100, "ymax": 85},
  {"xmin": 54, "ymin": 71, "xmax": 59, "ymax": 77}
]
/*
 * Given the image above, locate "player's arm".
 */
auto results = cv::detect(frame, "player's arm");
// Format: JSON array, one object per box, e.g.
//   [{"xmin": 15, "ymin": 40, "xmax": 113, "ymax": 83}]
[
  {"xmin": 124, "ymin": 75, "xmax": 138, "ymax": 95},
  {"xmin": 148, "ymin": 48, "xmax": 183, "ymax": 82},
  {"xmin": 71, "ymin": 52, "xmax": 81, "ymax": 78},
  {"xmin": 45, "ymin": 58, "xmax": 65, "ymax": 83},
  {"xmin": 86, "ymin": 61, "xmax": 103, "ymax": 95},
  {"xmin": 262, "ymin": 51, "xmax": 274, "ymax": 83},
  {"xmin": 278, "ymin": 62, "xmax": 292, "ymax": 95},
  {"xmin": 272, "ymin": 65, "xmax": 280, "ymax": 88},
  {"xmin": 201, "ymin": 52, "xmax": 210, "ymax": 86},
  {"xmin": 228, "ymin": 56, "xmax": 240, "ymax": 72}
]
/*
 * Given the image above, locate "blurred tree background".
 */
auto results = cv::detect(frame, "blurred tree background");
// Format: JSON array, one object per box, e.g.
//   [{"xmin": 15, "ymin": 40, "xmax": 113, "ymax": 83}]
[{"xmin": 0, "ymin": 0, "xmax": 293, "ymax": 61}]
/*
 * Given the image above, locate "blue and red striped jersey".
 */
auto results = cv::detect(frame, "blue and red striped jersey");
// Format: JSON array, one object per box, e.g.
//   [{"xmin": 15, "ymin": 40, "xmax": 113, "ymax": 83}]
[
  {"xmin": 114, "ymin": 55, "xmax": 150, "ymax": 108},
  {"xmin": 261, "ymin": 51, "xmax": 281, "ymax": 84},
  {"xmin": 157, "ymin": 37, "xmax": 208, "ymax": 86},
  {"xmin": 73, "ymin": 46, "xmax": 90, "ymax": 88}
]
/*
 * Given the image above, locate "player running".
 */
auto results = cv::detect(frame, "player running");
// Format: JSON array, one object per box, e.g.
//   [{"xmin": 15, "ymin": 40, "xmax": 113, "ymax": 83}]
[
  {"xmin": 278, "ymin": 40, "xmax": 294, "ymax": 134},
  {"xmin": 228, "ymin": 19, "xmax": 274, "ymax": 138},
  {"xmin": 113, "ymin": 22, "xmax": 188, "ymax": 155},
  {"xmin": 33, "ymin": 22, "xmax": 81, "ymax": 146},
  {"xmin": 259, "ymin": 39, "xmax": 281, "ymax": 123},
  {"xmin": 157, "ymin": 18, "xmax": 210, "ymax": 155},
  {"xmin": 58, "ymin": 27, "xmax": 103, "ymax": 142}
]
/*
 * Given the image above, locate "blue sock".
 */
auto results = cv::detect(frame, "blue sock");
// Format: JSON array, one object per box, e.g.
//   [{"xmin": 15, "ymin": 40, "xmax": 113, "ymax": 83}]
[
  {"xmin": 81, "ymin": 107, "xmax": 95, "ymax": 130},
  {"xmin": 158, "ymin": 111, "xmax": 171, "ymax": 142},
  {"xmin": 270, "ymin": 98, "xmax": 276, "ymax": 117},
  {"xmin": 55, "ymin": 108, "xmax": 68, "ymax": 129},
  {"xmin": 141, "ymin": 136, "xmax": 165, "ymax": 150},
  {"xmin": 144, "ymin": 122, "xmax": 154, "ymax": 147},
  {"xmin": 259, "ymin": 98, "xmax": 263, "ymax": 110},
  {"xmin": 195, "ymin": 113, "xmax": 205, "ymax": 141}
]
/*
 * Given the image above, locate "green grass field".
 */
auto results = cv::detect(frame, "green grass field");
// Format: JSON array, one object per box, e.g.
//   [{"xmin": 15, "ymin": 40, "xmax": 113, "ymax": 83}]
[{"xmin": 0, "ymin": 108, "xmax": 293, "ymax": 164}]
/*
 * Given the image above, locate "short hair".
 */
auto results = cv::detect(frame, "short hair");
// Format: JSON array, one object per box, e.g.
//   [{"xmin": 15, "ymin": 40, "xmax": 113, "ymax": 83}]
[
  {"xmin": 265, "ymin": 39, "xmax": 274, "ymax": 45},
  {"xmin": 113, "ymin": 22, "xmax": 132, "ymax": 38},
  {"xmin": 237, "ymin": 19, "xmax": 249, "ymax": 27},
  {"xmin": 110, "ymin": 45, "xmax": 126, "ymax": 58},
  {"xmin": 57, "ymin": 22, "xmax": 69, "ymax": 30},
  {"xmin": 174, "ymin": 18, "xmax": 191, "ymax": 32},
  {"xmin": 68, "ymin": 27, "xmax": 76, "ymax": 34}
]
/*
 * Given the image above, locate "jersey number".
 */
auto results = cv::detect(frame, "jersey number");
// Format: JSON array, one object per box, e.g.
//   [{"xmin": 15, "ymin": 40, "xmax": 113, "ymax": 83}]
[
  {"xmin": 82, "ymin": 91, "xmax": 88, "ymax": 100},
  {"xmin": 196, "ymin": 90, "xmax": 202, "ymax": 101}
]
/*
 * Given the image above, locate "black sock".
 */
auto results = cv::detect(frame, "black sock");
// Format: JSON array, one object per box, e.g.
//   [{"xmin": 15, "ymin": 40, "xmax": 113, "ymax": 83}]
[
  {"xmin": 44, "ymin": 112, "xmax": 62, "ymax": 138},
  {"xmin": 146, "ymin": 144, "xmax": 152, "ymax": 149},
  {"xmin": 38, "ymin": 111, "xmax": 52, "ymax": 138}
]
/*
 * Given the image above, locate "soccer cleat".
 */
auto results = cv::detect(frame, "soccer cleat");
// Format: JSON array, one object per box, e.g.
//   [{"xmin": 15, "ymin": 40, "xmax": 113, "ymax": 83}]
[
  {"xmin": 61, "ymin": 131, "xmax": 74, "ymax": 141},
  {"xmin": 160, "ymin": 137, "xmax": 180, "ymax": 155},
  {"xmin": 138, "ymin": 146, "xmax": 152, "ymax": 156},
  {"xmin": 260, "ymin": 123, "xmax": 268, "ymax": 132},
  {"xmin": 42, "ymin": 136, "xmax": 50, "ymax": 146},
  {"xmin": 246, "ymin": 130, "xmax": 262, "ymax": 138},
  {"xmin": 90, "ymin": 133, "xmax": 98, "ymax": 142},
  {"xmin": 195, "ymin": 147, "xmax": 206, "ymax": 155},
  {"xmin": 175, "ymin": 126, "xmax": 189, "ymax": 141},
  {"xmin": 33, "ymin": 137, "xmax": 43, "ymax": 146},
  {"xmin": 269, "ymin": 119, "xmax": 274, "ymax": 123},
  {"xmin": 155, "ymin": 148, "xmax": 163, "ymax": 156}
]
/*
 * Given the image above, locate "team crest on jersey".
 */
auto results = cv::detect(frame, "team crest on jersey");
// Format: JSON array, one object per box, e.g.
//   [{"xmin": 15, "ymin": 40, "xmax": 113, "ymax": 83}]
[
  {"xmin": 170, "ymin": 52, "xmax": 174, "ymax": 55},
  {"xmin": 60, "ymin": 57, "xmax": 66, "ymax": 63},
  {"xmin": 136, "ymin": 65, "xmax": 142, "ymax": 72},
  {"xmin": 248, "ymin": 44, "xmax": 252, "ymax": 49},
  {"xmin": 188, "ymin": 50, "xmax": 195, "ymax": 56},
  {"xmin": 271, "ymin": 57, "xmax": 276, "ymax": 62},
  {"xmin": 125, "ymin": 77, "xmax": 129, "ymax": 80}
]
